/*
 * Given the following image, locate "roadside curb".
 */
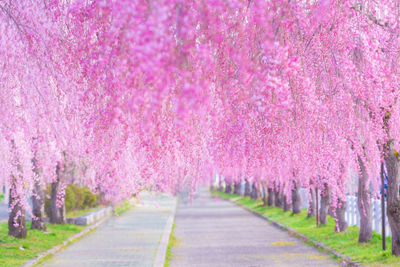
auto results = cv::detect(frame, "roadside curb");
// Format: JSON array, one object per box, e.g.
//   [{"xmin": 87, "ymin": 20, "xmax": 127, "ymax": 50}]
[
  {"xmin": 153, "ymin": 196, "xmax": 178, "ymax": 267},
  {"xmin": 73, "ymin": 206, "xmax": 113, "ymax": 226},
  {"xmin": 21, "ymin": 214, "xmax": 112, "ymax": 267},
  {"xmin": 218, "ymin": 195, "xmax": 362, "ymax": 267}
]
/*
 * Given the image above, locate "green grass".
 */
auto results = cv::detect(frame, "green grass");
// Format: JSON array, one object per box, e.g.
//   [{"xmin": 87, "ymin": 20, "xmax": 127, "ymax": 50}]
[
  {"xmin": 0, "ymin": 222, "xmax": 85, "ymax": 267},
  {"xmin": 66, "ymin": 206, "xmax": 103, "ymax": 218},
  {"xmin": 213, "ymin": 191, "xmax": 400, "ymax": 266},
  {"xmin": 114, "ymin": 199, "xmax": 133, "ymax": 216},
  {"xmin": 0, "ymin": 193, "xmax": 4, "ymax": 203},
  {"xmin": 165, "ymin": 223, "xmax": 179, "ymax": 267}
]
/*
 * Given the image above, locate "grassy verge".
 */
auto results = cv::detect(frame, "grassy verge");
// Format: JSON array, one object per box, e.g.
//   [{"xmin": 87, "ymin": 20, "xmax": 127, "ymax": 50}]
[
  {"xmin": 0, "ymin": 222, "xmax": 85, "ymax": 267},
  {"xmin": 114, "ymin": 199, "xmax": 133, "ymax": 216},
  {"xmin": 165, "ymin": 223, "xmax": 179, "ymax": 267},
  {"xmin": 213, "ymin": 190, "xmax": 400, "ymax": 266},
  {"xmin": 0, "ymin": 193, "xmax": 4, "ymax": 203}
]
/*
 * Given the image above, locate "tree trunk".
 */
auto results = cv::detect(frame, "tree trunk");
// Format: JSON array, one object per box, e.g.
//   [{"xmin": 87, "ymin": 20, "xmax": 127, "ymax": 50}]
[
  {"xmin": 319, "ymin": 184, "xmax": 330, "ymax": 225},
  {"xmin": 357, "ymin": 156, "xmax": 372, "ymax": 242},
  {"xmin": 267, "ymin": 187, "xmax": 275, "ymax": 206},
  {"xmin": 384, "ymin": 142, "xmax": 400, "ymax": 256},
  {"xmin": 283, "ymin": 195, "xmax": 291, "ymax": 212},
  {"xmin": 308, "ymin": 188, "xmax": 316, "ymax": 217},
  {"xmin": 292, "ymin": 184, "xmax": 302, "ymax": 214},
  {"xmin": 8, "ymin": 178, "xmax": 27, "ymax": 238},
  {"xmin": 328, "ymin": 205, "xmax": 335, "ymax": 217},
  {"xmin": 274, "ymin": 187, "xmax": 283, "ymax": 208},
  {"xmin": 218, "ymin": 179, "xmax": 224, "ymax": 192},
  {"xmin": 244, "ymin": 180, "xmax": 251, "ymax": 196},
  {"xmin": 209, "ymin": 174, "xmax": 214, "ymax": 192},
  {"xmin": 251, "ymin": 183, "xmax": 258, "ymax": 200},
  {"xmin": 335, "ymin": 199, "xmax": 348, "ymax": 232},
  {"xmin": 31, "ymin": 156, "xmax": 46, "ymax": 231},
  {"xmin": 31, "ymin": 180, "xmax": 46, "ymax": 230},
  {"xmin": 234, "ymin": 182, "xmax": 240, "ymax": 195},
  {"xmin": 225, "ymin": 181, "xmax": 232, "ymax": 194},
  {"xmin": 50, "ymin": 164, "xmax": 66, "ymax": 224},
  {"xmin": 8, "ymin": 141, "xmax": 27, "ymax": 239}
]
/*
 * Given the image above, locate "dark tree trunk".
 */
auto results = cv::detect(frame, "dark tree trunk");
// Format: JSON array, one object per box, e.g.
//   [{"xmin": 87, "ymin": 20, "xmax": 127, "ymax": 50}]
[
  {"xmin": 31, "ymin": 156, "xmax": 46, "ymax": 231},
  {"xmin": 244, "ymin": 180, "xmax": 251, "ymax": 196},
  {"xmin": 50, "ymin": 164, "xmax": 66, "ymax": 224},
  {"xmin": 335, "ymin": 199, "xmax": 348, "ymax": 232},
  {"xmin": 267, "ymin": 187, "xmax": 275, "ymax": 206},
  {"xmin": 292, "ymin": 184, "xmax": 302, "ymax": 214},
  {"xmin": 8, "ymin": 179, "xmax": 27, "ymax": 238},
  {"xmin": 99, "ymin": 191, "xmax": 106, "ymax": 205},
  {"xmin": 234, "ymin": 182, "xmax": 241, "ymax": 195},
  {"xmin": 251, "ymin": 183, "xmax": 258, "ymax": 200},
  {"xmin": 8, "ymin": 141, "xmax": 27, "ymax": 239},
  {"xmin": 31, "ymin": 180, "xmax": 46, "ymax": 230},
  {"xmin": 218, "ymin": 179, "xmax": 224, "ymax": 192},
  {"xmin": 283, "ymin": 195, "xmax": 292, "ymax": 212},
  {"xmin": 225, "ymin": 181, "xmax": 232, "ymax": 194},
  {"xmin": 357, "ymin": 156, "xmax": 372, "ymax": 242},
  {"xmin": 328, "ymin": 205, "xmax": 335, "ymax": 217},
  {"xmin": 319, "ymin": 184, "xmax": 331, "ymax": 225},
  {"xmin": 274, "ymin": 187, "xmax": 283, "ymax": 208},
  {"xmin": 384, "ymin": 141, "xmax": 400, "ymax": 256},
  {"xmin": 308, "ymin": 188, "xmax": 316, "ymax": 217}
]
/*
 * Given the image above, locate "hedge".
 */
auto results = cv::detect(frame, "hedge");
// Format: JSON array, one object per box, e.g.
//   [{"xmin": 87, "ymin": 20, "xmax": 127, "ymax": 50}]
[{"xmin": 45, "ymin": 184, "xmax": 98, "ymax": 218}]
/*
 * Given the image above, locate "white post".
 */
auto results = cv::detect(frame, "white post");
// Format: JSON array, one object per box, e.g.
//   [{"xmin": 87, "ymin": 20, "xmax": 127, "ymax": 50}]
[
  {"xmin": 377, "ymin": 199, "xmax": 381, "ymax": 233},
  {"xmin": 351, "ymin": 197, "xmax": 356, "ymax": 225},
  {"xmin": 375, "ymin": 200, "xmax": 381, "ymax": 234},
  {"xmin": 345, "ymin": 195, "xmax": 349, "ymax": 224},
  {"xmin": 356, "ymin": 197, "xmax": 361, "ymax": 226}
]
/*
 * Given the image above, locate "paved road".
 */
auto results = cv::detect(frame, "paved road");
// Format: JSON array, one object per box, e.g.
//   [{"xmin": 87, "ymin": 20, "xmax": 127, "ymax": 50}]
[
  {"xmin": 41, "ymin": 192, "xmax": 176, "ymax": 267},
  {"xmin": 170, "ymin": 188, "xmax": 338, "ymax": 267}
]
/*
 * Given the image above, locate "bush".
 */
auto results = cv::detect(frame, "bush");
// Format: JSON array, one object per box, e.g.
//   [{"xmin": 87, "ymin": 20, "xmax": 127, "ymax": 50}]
[
  {"xmin": 44, "ymin": 184, "xmax": 99, "ymax": 218},
  {"xmin": 69, "ymin": 184, "xmax": 84, "ymax": 210},
  {"xmin": 83, "ymin": 187, "xmax": 97, "ymax": 209},
  {"xmin": 44, "ymin": 185, "xmax": 51, "ymax": 218},
  {"xmin": 65, "ymin": 186, "xmax": 76, "ymax": 211}
]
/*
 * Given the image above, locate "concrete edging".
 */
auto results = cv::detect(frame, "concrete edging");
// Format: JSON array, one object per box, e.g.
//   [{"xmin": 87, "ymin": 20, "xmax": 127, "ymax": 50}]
[
  {"xmin": 153, "ymin": 196, "xmax": 178, "ymax": 267},
  {"xmin": 72, "ymin": 206, "xmax": 113, "ymax": 226},
  {"xmin": 220, "ymin": 196, "xmax": 362, "ymax": 267},
  {"xmin": 21, "ymin": 214, "xmax": 112, "ymax": 267}
]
